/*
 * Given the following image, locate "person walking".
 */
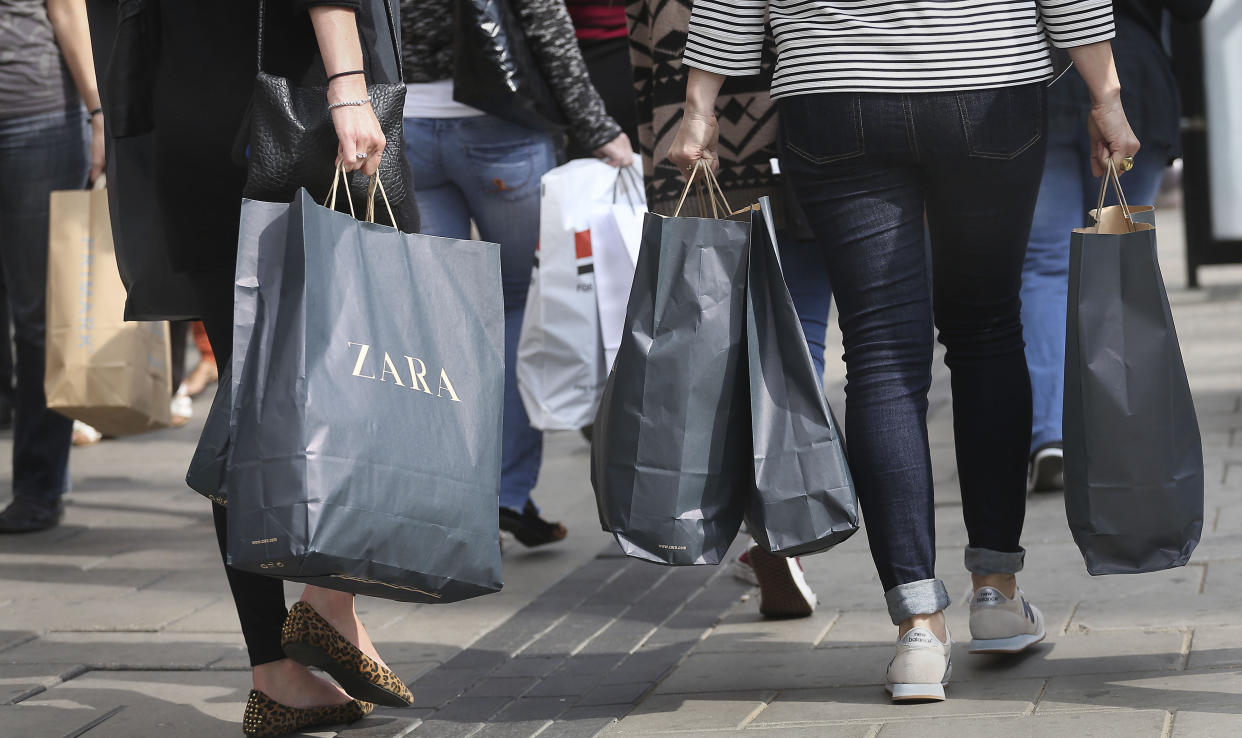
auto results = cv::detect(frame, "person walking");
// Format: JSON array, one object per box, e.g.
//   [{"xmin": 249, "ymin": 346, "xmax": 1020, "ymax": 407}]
[
  {"xmin": 670, "ymin": 0, "xmax": 1138, "ymax": 702},
  {"xmin": 0, "ymin": 0, "xmax": 103, "ymax": 533},
  {"xmin": 565, "ymin": 0, "xmax": 639, "ymax": 158},
  {"xmin": 400, "ymin": 0, "xmax": 632, "ymax": 548},
  {"xmin": 97, "ymin": 2, "xmax": 415, "ymax": 735},
  {"xmin": 1021, "ymin": 0, "xmax": 1212, "ymax": 493}
]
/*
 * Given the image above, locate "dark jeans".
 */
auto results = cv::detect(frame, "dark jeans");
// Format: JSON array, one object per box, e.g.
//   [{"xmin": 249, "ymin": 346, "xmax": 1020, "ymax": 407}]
[
  {"xmin": 0, "ymin": 109, "xmax": 87, "ymax": 508},
  {"xmin": 778, "ymin": 84, "xmax": 1047, "ymax": 624}
]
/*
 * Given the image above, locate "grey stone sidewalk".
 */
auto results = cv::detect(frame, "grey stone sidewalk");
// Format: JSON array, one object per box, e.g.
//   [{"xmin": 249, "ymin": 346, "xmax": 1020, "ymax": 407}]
[{"xmin": 3, "ymin": 204, "xmax": 1241, "ymax": 738}]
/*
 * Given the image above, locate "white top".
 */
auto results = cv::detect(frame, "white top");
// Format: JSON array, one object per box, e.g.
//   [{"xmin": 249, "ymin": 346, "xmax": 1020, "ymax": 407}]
[
  {"xmin": 683, "ymin": 0, "xmax": 1116, "ymax": 98},
  {"xmin": 403, "ymin": 80, "xmax": 486, "ymax": 119}
]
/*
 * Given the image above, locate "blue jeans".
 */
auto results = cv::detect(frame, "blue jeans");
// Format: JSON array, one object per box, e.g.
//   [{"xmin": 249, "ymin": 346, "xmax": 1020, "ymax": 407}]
[
  {"xmin": 777, "ymin": 230, "xmax": 832, "ymax": 380},
  {"xmin": 1022, "ymin": 101, "xmax": 1171, "ymax": 453},
  {"xmin": 779, "ymin": 85, "xmax": 1046, "ymax": 624},
  {"xmin": 404, "ymin": 115, "xmax": 557, "ymax": 512},
  {"xmin": 0, "ymin": 109, "xmax": 88, "ymax": 508}
]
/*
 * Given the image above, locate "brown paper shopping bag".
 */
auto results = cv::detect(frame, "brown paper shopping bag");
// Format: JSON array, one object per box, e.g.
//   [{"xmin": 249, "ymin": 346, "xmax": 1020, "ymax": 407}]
[{"xmin": 44, "ymin": 187, "xmax": 173, "ymax": 435}]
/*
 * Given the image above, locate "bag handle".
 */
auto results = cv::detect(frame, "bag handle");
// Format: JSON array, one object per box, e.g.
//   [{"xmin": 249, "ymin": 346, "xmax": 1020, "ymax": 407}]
[
  {"xmin": 365, "ymin": 172, "xmax": 397, "ymax": 225},
  {"xmin": 673, "ymin": 159, "xmax": 740, "ymax": 218},
  {"xmin": 1094, "ymin": 159, "xmax": 1135, "ymax": 233},
  {"xmin": 325, "ymin": 163, "xmax": 396, "ymax": 226},
  {"xmin": 325, "ymin": 163, "xmax": 357, "ymax": 217},
  {"xmin": 258, "ymin": 0, "xmax": 404, "ymax": 84},
  {"xmin": 612, "ymin": 165, "xmax": 644, "ymax": 209}
]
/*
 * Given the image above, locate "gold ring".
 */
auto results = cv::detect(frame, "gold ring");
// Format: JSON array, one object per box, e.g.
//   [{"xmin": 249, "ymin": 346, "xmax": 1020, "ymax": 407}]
[{"xmin": 1121, "ymin": 156, "xmax": 1135, "ymax": 172}]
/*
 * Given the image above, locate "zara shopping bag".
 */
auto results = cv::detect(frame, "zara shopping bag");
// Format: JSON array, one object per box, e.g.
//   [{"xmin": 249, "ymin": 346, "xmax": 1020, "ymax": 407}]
[
  {"xmin": 746, "ymin": 199, "xmax": 858, "ymax": 556},
  {"xmin": 517, "ymin": 159, "xmax": 641, "ymax": 429},
  {"xmin": 591, "ymin": 162, "xmax": 751, "ymax": 565},
  {"xmin": 1064, "ymin": 163, "xmax": 1203, "ymax": 575},
  {"xmin": 44, "ymin": 187, "xmax": 173, "ymax": 435},
  {"xmin": 226, "ymin": 175, "xmax": 505, "ymax": 603}
]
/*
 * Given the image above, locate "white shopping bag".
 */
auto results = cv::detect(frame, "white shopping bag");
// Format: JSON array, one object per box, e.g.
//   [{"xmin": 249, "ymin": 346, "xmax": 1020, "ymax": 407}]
[
  {"xmin": 590, "ymin": 167, "xmax": 646, "ymax": 370},
  {"xmin": 518, "ymin": 159, "xmax": 644, "ymax": 430}
]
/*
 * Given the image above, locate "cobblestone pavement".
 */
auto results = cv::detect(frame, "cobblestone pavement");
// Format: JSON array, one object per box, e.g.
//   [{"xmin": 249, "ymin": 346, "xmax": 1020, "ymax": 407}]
[{"xmin": 2, "ymin": 205, "xmax": 1241, "ymax": 737}]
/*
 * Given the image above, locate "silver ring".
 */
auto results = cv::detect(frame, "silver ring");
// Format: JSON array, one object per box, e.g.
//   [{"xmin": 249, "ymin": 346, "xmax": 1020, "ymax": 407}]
[{"xmin": 355, "ymin": 152, "xmax": 368, "ymax": 160}]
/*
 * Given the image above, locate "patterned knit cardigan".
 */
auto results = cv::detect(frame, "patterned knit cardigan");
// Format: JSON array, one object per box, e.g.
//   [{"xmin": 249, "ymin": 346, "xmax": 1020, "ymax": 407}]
[{"xmin": 625, "ymin": 0, "xmax": 783, "ymax": 218}]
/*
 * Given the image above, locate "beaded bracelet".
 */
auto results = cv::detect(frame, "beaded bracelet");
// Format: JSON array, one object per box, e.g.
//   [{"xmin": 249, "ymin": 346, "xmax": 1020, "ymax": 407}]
[{"xmin": 328, "ymin": 97, "xmax": 372, "ymax": 111}]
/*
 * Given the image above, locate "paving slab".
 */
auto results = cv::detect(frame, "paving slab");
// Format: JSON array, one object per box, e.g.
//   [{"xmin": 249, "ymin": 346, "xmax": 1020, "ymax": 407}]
[
  {"xmin": 602, "ymin": 690, "xmax": 775, "ymax": 734},
  {"xmin": 1035, "ymin": 668, "xmax": 1242, "ymax": 713},
  {"xmin": 1186, "ymin": 625, "xmax": 1242, "ymax": 669},
  {"xmin": 750, "ymin": 678, "xmax": 1044, "ymax": 726},
  {"xmin": 1170, "ymin": 710, "xmax": 1242, "ymax": 737},
  {"xmin": 875, "ymin": 710, "xmax": 1169, "ymax": 737}
]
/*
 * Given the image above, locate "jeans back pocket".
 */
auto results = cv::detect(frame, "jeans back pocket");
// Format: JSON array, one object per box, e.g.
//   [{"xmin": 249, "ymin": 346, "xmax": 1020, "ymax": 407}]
[
  {"xmin": 779, "ymin": 94, "xmax": 865, "ymax": 166},
  {"xmin": 956, "ymin": 84, "xmax": 1045, "ymax": 160}
]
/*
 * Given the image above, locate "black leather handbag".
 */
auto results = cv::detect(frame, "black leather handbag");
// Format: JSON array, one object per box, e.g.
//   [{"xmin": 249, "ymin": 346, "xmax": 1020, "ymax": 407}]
[
  {"xmin": 242, "ymin": 0, "xmax": 408, "ymax": 208},
  {"xmin": 451, "ymin": 0, "xmax": 566, "ymax": 134}
]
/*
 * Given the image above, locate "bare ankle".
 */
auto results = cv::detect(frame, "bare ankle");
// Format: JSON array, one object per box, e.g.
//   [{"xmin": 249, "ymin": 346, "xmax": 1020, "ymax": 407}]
[
  {"xmin": 301, "ymin": 585, "xmax": 355, "ymax": 619},
  {"xmin": 898, "ymin": 610, "xmax": 947, "ymax": 642},
  {"xmin": 971, "ymin": 573, "xmax": 1017, "ymax": 599}
]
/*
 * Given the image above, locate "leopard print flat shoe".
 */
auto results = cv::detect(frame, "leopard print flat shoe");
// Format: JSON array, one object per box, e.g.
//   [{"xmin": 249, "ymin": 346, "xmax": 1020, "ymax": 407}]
[
  {"xmin": 242, "ymin": 690, "xmax": 372, "ymax": 737},
  {"xmin": 281, "ymin": 601, "xmax": 413, "ymax": 708}
]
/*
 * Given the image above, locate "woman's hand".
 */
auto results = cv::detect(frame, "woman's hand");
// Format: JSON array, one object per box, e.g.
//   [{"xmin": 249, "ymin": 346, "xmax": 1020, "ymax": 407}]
[
  {"xmin": 594, "ymin": 132, "xmax": 634, "ymax": 168},
  {"xmin": 328, "ymin": 76, "xmax": 384, "ymax": 176},
  {"xmin": 88, "ymin": 113, "xmax": 106, "ymax": 184},
  {"xmin": 1088, "ymin": 94, "xmax": 1140, "ymax": 178},
  {"xmin": 668, "ymin": 111, "xmax": 719, "ymax": 173}
]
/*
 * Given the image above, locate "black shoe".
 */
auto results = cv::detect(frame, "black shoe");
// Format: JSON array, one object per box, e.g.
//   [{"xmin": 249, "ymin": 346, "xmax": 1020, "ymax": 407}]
[
  {"xmin": 499, "ymin": 501, "xmax": 567, "ymax": 547},
  {"xmin": 0, "ymin": 498, "xmax": 64, "ymax": 533},
  {"xmin": 1027, "ymin": 441, "xmax": 1064, "ymax": 493}
]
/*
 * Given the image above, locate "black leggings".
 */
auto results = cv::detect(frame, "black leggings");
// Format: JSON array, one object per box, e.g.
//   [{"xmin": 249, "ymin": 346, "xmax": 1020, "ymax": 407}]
[{"xmin": 200, "ymin": 272, "xmax": 289, "ymax": 666}]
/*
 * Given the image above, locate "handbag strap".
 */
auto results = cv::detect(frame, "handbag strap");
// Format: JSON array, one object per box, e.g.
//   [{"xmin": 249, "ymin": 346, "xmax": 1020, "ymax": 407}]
[{"xmin": 257, "ymin": 0, "xmax": 404, "ymax": 84}]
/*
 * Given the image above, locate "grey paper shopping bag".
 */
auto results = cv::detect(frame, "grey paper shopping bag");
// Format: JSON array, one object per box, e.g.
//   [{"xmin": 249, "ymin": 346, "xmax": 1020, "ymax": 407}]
[
  {"xmin": 1064, "ymin": 165, "xmax": 1203, "ymax": 575},
  {"xmin": 591, "ymin": 162, "xmax": 751, "ymax": 565},
  {"xmin": 225, "ymin": 182, "xmax": 505, "ymax": 603},
  {"xmin": 746, "ymin": 198, "xmax": 858, "ymax": 557}
]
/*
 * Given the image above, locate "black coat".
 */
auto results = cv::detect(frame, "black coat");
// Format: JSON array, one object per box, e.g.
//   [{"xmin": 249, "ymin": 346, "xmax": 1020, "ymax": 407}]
[{"xmin": 89, "ymin": 0, "xmax": 408, "ymax": 320}]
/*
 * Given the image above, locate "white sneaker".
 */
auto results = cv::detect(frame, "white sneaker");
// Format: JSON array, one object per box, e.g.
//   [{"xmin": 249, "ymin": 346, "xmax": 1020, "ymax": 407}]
[
  {"xmin": 1027, "ymin": 443, "xmax": 1064, "ymax": 493},
  {"xmin": 170, "ymin": 385, "xmax": 193, "ymax": 428},
  {"xmin": 968, "ymin": 586, "xmax": 1046, "ymax": 653},
  {"xmin": 885, "ymin": 626, "xmax": 952, "ymax": 702}
]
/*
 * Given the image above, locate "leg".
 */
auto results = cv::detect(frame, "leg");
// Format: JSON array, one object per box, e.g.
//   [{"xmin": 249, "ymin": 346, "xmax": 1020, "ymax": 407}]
[
  {"xmin": 1021, "ymin": 107, "xmax": 1090, "ymax": 461},
  {"xmin": 0, "ymin": 111, "xmax": 85, "ymax": 530},
  {"xmin": 200, "ymin": 274, "xmax": 365, "ymax": 708},
  {"xmin": 918, "ymin": 84, "xmax": 1048, "ymax": 589},
  {"xmin": 779, "ymin": 93, "xmax": 947, "ymax": 627},
  {"xmin": 775, "ymin": 229, "xmax": 832, "ymax": 381},
  {"xmin": 447, "ymin": 116, "xmax": 556, "ymax": 514}
]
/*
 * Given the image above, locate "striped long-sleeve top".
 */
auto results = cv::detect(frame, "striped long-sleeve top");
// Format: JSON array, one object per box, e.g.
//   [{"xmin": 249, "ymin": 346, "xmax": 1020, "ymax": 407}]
[{"xmin": 683, "ymin": 0, "xmax": 1116, "ymax": 98}]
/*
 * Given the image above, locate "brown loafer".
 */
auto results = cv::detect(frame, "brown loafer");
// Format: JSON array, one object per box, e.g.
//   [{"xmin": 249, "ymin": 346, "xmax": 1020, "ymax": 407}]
[
  {"xmin": 280, "ymin": 601, "xmax": 413, "ymax": 707},
  {"xmin": 242, "ymin": 690, "xmax": 372, "ymax": 737}
]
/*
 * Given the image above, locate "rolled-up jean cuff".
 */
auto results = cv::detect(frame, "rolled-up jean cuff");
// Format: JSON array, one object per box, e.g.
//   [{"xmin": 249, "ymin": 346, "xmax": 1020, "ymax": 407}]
[
  {"xmin": 964, "ymin": 546, "xmax": 1026, "ymax": 575},
  {"xmin": 884, "ymin": 578, "xmax": 952, "ymax": 625}
]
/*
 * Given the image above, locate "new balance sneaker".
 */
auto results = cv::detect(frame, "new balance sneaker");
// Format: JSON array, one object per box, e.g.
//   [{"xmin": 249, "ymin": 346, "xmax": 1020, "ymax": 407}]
[
  {"xmin": 747, "ymin": 545, "xmax": 817, "ymax": 618},
  {"xmin": 968, "ymin": 586, "xmax": 1046, "ymax": 654},
  {"xmin": 885, "ymin": 625, "xmax": 952, "ymax": 702},
  {"xmin": 1027, "ymin": 442, "xmax": 1064, "ymax": 493}
]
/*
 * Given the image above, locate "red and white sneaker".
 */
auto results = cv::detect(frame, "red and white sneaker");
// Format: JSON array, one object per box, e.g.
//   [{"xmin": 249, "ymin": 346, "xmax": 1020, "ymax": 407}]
[{"xmin": 745, "ymin": 544, "xmax": 818, "ymax": 618}]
